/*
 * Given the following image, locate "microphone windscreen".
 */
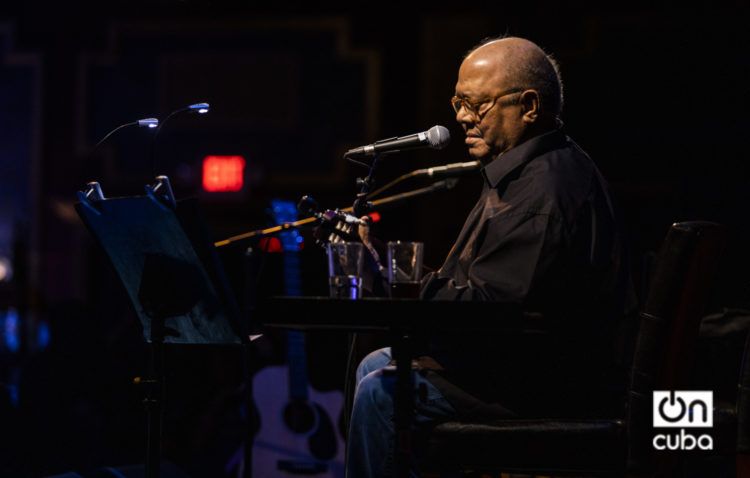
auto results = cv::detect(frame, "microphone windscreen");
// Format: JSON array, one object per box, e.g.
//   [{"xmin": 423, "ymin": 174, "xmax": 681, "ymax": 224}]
[{"xmin": 426, "ymin": 125, "xmax": 451, "ymax": 149}]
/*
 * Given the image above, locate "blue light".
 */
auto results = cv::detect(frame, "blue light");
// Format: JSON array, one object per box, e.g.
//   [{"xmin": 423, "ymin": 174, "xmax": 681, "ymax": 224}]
[
  {"xmin": 37, "ymin": 320, "xmax": 51, "ymax": 350},
  {"xmin": 3, "ymin": 308, "xmax": 20, "ymax": 353},
  {"xmin": 270, "ymin": 199, "xmax": 303, "ymax": 295},
  {"xmin": 7, "ymin": 368, "xmax": 20, "ymax": 408},
  {"xmin": 188, "ymin": 102, "xmax": 210, "ymax": 114},
  {"xmin": 137, "ymin": 118, "xmax": 159, "ymax": 129}
]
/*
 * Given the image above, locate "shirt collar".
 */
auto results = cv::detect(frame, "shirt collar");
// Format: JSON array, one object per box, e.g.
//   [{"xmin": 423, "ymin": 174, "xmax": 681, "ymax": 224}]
[{"xmin": 481, "ymin": 129, "xmax": 568, "ymax": 188}]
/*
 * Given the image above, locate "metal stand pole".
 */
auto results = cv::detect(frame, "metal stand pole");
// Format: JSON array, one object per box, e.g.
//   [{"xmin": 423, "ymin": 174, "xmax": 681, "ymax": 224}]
[
  {"xmin": 145, "ymin": 318, "xmax": 165, "ymax": 478},
  {"xmin": 392, "ymin": 332, "xmax": 413, "ymax": 478}
]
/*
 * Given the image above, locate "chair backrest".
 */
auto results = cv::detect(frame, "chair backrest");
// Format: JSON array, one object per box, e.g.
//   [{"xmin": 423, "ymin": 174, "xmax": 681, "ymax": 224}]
[
  {"xmin": 738, "ymin": 330, "xmax": 750, "ymax": 454},
  {"xmin": 627, "ymin": 221, "xmax": 725, "ymax": 472}
]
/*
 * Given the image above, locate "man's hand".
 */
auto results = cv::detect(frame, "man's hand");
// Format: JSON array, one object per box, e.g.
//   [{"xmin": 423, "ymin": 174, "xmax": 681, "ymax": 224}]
[{"xmin": 357, "ymin": 216, "xmax": 385, "ymax": 273}]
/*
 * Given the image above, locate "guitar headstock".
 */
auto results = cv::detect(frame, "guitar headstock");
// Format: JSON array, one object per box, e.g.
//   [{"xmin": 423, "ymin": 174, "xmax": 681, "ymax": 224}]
[
  {"xmin": 270, "ymin": 199, "xmax": 302, "ymax": 253},
  {"xmin": 296, "ymin": 195, "xmax": 365, "ymax": 248},
  {"xmin": 312, "ymin": 209, "xmax": 364, "ymax": 246}
]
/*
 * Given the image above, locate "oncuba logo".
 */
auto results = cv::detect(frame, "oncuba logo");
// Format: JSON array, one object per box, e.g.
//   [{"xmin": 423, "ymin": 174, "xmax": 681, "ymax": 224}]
[{"xmin": 652, "ymin": 391, "xmax": 713, "ymax": 451}]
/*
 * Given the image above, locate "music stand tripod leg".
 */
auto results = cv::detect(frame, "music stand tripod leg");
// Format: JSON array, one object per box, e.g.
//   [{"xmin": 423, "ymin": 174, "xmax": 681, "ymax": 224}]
[{"xmin": 144, "ymin": 316, "xmax": 165, "ymax": 478}]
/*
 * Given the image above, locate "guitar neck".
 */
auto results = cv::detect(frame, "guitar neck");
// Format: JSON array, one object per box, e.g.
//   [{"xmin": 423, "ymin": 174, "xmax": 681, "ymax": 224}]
[
  {"xmin": 286, "ymin": 329, "xmax": 309, "ymax": 401},
  {"xmin": 273, "ymin": 200, "xmax": 309, "ymax": 402}
]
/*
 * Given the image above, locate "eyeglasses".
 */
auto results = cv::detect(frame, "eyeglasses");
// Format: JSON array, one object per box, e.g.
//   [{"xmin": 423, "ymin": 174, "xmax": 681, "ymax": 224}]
[{"xmin": 450, "ymin": 87, "xmax": 526, "ymax": 120}]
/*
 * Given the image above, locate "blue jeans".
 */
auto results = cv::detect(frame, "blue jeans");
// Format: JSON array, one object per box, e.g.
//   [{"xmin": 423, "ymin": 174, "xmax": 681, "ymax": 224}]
[{"xmin": 345, "ymin": 347, "xmax": 457, "ymax": 478}]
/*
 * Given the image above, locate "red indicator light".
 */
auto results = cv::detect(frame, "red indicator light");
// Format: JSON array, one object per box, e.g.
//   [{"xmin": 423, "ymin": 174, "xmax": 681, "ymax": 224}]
[
  {"xmin": 258, "ymin": 237, "xmax": 283, "ymax": 253},
  {"xmin": 202, "ymin": 155, "xmax": 245, "ymax": 192}
]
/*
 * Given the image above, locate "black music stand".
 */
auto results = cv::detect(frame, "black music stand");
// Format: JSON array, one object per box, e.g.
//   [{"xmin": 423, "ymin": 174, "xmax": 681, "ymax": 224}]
[{"xmin": 76, "ymin": 189, "xmax": 247, "ymax": 478}]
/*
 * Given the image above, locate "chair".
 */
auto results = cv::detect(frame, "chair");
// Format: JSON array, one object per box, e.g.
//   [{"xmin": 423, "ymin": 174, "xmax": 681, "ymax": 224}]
[
  {"xmin": 423, "ymin": 221, "xmax": 727, "ymax": 477},
  {"xmin": 738, "ymin": 330, "xmax": 750, "ymax": 477}
]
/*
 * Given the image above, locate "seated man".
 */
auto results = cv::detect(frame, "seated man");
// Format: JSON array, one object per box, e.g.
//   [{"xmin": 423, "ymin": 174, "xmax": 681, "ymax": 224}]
[{"xmin": 345, "ymin": 36, "xmax": 636, "ymax": 478}]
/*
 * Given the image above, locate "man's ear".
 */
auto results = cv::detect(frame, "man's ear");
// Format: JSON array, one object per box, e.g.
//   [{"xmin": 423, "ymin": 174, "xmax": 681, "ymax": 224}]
[{"xmin": 519, "ymin": 89, "xmax": 541, "ymax": 124}]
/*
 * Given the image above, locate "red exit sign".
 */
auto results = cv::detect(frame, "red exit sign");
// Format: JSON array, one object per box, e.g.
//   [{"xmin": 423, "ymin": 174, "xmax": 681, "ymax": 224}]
[{"xmin": 202, "ymin": 155, "xmax": 246, "ymax": 192}]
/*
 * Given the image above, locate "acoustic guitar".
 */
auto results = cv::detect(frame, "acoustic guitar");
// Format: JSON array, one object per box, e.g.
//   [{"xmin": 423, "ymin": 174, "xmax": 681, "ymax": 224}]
[{"xmin": 251, "ymin": 200, "xmax": 345, "ymax": 477}]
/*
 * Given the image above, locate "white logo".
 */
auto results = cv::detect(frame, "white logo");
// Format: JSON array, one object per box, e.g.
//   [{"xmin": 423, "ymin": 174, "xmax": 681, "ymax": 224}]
[
  {"xmin": 652, "ymin": 391, "xmax": 713, "ymax": 451},
  {"xmin": 653, "ymin": 391, "xmax": 713, "ymax": 428}
]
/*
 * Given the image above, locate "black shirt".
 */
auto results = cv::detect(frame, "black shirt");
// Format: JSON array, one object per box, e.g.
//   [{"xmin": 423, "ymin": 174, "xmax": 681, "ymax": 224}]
[{"xmin": 420, "ymin": 129, "xmax": 636, "ymax": 417}]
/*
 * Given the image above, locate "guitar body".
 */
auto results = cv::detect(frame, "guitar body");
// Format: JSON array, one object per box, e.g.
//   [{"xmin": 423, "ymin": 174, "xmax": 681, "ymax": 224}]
[{"xmin": 252, "ymin": 365, "xmax": 346, "ymax": 478}]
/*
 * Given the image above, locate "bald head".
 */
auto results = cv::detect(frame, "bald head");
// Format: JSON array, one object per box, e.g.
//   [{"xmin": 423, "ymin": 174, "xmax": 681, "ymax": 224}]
[
  {"xmin": 453, "ymin": 36, "xmax": 564, "ymax": 160},
  {"xmin": 463, "ymin": 37, "xmax": 563, "ymax": 120}
]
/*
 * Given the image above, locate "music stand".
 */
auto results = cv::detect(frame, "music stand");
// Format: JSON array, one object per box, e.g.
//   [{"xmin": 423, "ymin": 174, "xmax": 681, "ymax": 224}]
[{"xmin": 76, "ymin": 186, "xmax": 247, "ymax": 478}]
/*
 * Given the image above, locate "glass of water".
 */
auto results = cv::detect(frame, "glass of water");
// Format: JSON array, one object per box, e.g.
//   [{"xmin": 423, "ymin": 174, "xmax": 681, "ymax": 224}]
[
  {"xmin": 327, "ymin": 242, "xmax": 364, "ymax": 299},
  {"xmin": 387, "ymin": 241, "xmax": 423, "ymax": 298}
]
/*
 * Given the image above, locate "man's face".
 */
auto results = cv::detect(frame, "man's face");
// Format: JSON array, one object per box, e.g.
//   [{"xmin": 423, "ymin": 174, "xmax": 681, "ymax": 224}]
[{"xmin": 454, "ymin": 58, "xmax": 525, "ymax": 162}]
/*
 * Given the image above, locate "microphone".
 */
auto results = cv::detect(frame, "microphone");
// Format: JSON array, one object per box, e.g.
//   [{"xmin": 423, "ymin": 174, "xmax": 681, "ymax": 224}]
[
  {"xmin": 413, "ymin": 160, "xmax": 481, "ymax": 178},
  {"xmin": 344, "ymin": 125, "xmax": 450, "ymax": 158},
  {"xmin": 92, "ymin": 117, "xmax": 159, "ymax": 151}
]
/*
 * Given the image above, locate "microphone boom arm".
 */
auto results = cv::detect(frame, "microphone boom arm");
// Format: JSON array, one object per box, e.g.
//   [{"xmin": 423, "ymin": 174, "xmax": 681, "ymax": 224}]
[
  {"xmin": 213, "ymin": 178, "xmax": 460, "ymax": 248},
  {"xmin": 367, "ymin": 160, "xmax": 479, "ymax": 200}
]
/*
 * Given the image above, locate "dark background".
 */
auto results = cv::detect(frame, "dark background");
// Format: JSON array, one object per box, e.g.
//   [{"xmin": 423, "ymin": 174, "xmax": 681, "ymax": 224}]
[{"xmin": 1, "ymin": 1, "xmax": 750, "ymax": 476}]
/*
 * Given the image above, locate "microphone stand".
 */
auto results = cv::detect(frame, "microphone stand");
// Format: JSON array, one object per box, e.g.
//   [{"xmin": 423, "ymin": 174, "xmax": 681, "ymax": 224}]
[
  {"xmin": 351, "ymin": 153, "xmax": 380, "ymax": 218},
  {"xmin": 365, "ymin": 178, "xmax": 458, "ymax": 209}
]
